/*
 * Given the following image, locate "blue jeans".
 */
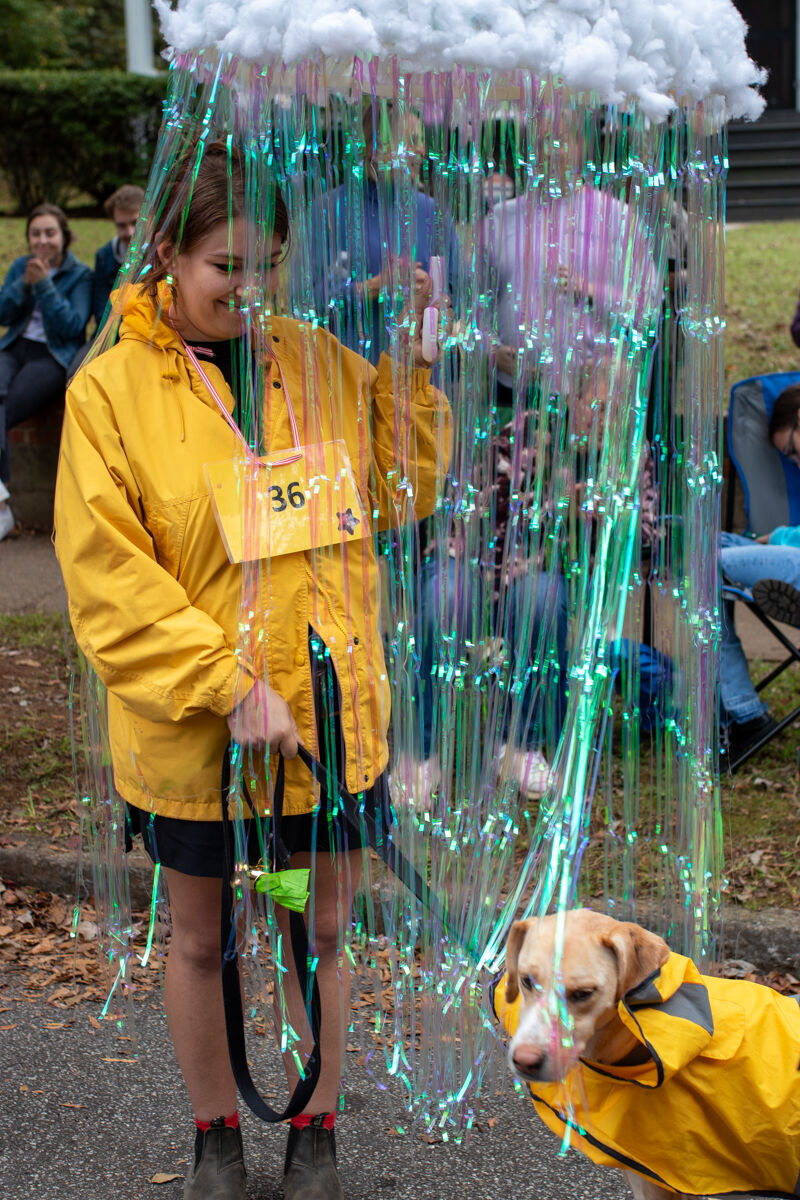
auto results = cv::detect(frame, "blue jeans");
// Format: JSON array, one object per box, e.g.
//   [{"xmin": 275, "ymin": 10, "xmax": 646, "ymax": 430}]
[
  {"xmin": 720, "ymin": 531, "xmax": 800, "ymax": 723},
  {"xmin": 414, "ymin": 557, "xmax": 570, "ymax": 759},
  {"xmin": 608, "ymin": 638, "xmax": 674, "ymax": 734}
]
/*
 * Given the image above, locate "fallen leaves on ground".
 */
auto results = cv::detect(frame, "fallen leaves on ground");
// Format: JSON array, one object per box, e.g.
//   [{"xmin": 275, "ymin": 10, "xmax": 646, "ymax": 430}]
[{"xmin": 0, "ymin": 875, "xmax": 159, "ymax": 1007}]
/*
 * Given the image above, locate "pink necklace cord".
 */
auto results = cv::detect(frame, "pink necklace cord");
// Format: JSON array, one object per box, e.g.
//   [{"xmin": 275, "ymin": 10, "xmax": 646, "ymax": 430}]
[{"xmin": 179, "ymin": 332, "xmax": 302, "ymax": 467}]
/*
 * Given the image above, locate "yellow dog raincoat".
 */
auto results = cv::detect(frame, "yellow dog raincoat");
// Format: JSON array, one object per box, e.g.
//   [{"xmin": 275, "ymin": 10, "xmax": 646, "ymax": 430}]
[{"xmin": 493, "ymin": 952, "xmax": 800, "ymax": 1195}]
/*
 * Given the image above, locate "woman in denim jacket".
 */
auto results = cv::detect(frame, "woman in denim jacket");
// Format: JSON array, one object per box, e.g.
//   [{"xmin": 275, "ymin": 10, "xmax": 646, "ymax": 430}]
[{"xmin": 0, "ymin": 203, "xmax": 91, "ymax": 537}]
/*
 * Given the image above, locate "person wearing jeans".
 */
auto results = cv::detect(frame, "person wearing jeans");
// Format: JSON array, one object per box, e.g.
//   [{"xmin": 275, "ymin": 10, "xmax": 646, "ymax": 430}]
[
  {"xmin": 0, "ymin": 203, "xmax": 91, "ymax": 538},
  {"xmin": 720, "ymin": 531, "xmax": 800, "ymax": 755}
]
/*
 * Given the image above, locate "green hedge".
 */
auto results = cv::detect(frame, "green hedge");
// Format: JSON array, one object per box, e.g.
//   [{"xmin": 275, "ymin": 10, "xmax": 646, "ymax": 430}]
[{"xmin": 0, "ymin": 70, "xmax": 166, "ymax": 212}]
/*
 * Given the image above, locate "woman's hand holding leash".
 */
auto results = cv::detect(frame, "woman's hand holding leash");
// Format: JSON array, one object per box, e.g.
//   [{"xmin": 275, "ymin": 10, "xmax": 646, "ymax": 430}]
[{"xmin": 227, "ymin": 679, "xmax": 299, "ymax": 757}]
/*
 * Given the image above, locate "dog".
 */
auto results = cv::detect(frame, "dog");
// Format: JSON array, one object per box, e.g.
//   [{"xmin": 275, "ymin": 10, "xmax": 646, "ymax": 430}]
[{"xmin": 492, "ymin": 909, "xmax": 800, "ymax": 1199}]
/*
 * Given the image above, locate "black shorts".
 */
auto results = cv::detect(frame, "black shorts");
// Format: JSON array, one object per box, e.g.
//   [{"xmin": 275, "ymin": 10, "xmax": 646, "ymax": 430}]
[{"xmin": 126, "ymin": 628, "xmax": 392, "ymax": 878}]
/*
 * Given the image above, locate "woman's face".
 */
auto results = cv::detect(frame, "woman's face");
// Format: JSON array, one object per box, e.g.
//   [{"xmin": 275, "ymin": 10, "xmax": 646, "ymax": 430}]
[
  {"xmin": 28, "ymin": 215, "xmax": 66, "ymax": 266},
  {"xmin": 161, "ymin": 217, "xmax": 283, "ymax": 342}
]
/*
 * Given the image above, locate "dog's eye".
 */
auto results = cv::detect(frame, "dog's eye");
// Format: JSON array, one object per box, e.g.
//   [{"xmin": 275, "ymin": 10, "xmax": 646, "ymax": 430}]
[
  {"xmin": 519, "ymin": 974, "xmax": 536, "ymax": 991},
  {"xmin": 568, "ymin": 988, "xmax": 596, "ymax": 1004}
]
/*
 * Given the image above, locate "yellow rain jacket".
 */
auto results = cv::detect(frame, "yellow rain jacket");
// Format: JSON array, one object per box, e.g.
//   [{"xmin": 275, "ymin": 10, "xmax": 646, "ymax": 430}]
[
  {"xmin": 492, "ymin": 954, "xmax": 800, "ymax": 1195},
  {"xmin": 54, "ymin": 283, "xmax": 451, "ymax": 819}
]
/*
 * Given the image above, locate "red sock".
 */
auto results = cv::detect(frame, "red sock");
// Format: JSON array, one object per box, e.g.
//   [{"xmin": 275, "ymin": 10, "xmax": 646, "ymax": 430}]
[
  {"xmin": 195, "ymin": 1112, "xmax": 239, "ymax": 1132},
  {"xmin": 290, "ymin": 1112, "xmax": 335, "ymax": 1130}
]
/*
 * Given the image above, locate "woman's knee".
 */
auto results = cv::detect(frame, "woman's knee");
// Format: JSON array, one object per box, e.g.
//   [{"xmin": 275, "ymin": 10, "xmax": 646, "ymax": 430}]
[
  {"xmin": 165, "ymin": 871, "xmax": 224, "ymax": 972},
  {"xmin": 6, "ymin": 364, "xmax": 65, "ymax": 428},
  {"xmin": 169, "ymin": 921, "xmax": 222, "ymax": 973}
]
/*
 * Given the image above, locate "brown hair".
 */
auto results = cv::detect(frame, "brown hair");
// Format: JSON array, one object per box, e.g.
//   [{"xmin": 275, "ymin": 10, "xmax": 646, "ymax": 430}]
[
  {"xmin": 26, "ymin": 203, "xmax": 72, "ymax": 253},
  {"xmin": 768, "ymin": 384, "xmax": 800, "ymax": 442},
  {"xmin": 142, "ymin": 140, "xmax": 290, "ymax": 298},
  {"xmin": 104, "ymin": 184, "xmax": 145, "ymax": 219}
]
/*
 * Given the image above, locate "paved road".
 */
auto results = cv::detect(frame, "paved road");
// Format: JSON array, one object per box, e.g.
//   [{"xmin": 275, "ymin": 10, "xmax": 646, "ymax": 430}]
[
  {"xmin": 0, "ymin": 985, "xmax": 631, "ymax": 1200},
  {"xmin": 0, "ymin": 533, "xmax": 66, "ymax": 615}
]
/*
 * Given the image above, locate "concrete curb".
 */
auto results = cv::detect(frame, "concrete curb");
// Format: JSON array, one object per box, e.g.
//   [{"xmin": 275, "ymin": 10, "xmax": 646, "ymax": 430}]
[
  {"xmin": 0, "ymin": 839, "xmax": 155, "ymax": 910},
  {"xmin": 2, "ymin": 837, "xmax": 799, "ymax": 976}
]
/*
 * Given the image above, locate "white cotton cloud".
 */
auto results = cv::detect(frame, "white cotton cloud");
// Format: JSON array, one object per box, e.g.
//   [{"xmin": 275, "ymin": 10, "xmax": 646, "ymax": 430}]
[{"xmin": 154, "ymin": 0, "xmax": 767, "ymax": 122}]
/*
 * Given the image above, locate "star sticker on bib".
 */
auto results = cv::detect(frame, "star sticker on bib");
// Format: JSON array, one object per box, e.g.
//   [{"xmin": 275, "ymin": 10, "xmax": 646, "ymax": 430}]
[{"xmin": 337, "ymin": 508, "xmax": 360, "ymax": 535}]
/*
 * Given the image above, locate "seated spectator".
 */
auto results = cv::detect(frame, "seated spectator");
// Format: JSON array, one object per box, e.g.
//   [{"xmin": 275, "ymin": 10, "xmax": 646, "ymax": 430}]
[
  {"xmin": 92, "ymin": 184, "xmax": 144, "ymax": 328},
  {"xmin": 0, "ymin": 204, "xmax": 91, "ymax": 539},
  {"xmin": 395, "ymin": 358, "xmax": 671, "ymax": 805},
  {"xmin": 719, "ymin": 382, "xmax": 800, "ymax": 759}
]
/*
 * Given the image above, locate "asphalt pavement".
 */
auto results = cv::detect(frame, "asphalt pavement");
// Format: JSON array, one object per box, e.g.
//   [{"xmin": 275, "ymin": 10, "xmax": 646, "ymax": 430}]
[{"xmin": 0, "ymin": 983, "xmax": 634, "ymax": 1200}]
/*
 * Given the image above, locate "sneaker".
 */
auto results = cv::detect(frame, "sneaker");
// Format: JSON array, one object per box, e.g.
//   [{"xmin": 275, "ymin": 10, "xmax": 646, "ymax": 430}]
[
  {"xmin": 496, "ymin": 744, "xmax": 551, "ymax": 799},
  {"xmin": 284, "ymin": 1117, "xmax": 344, "ymax": 1200},
  {"xmin": 0, "ymin": 504, "xmax": 14, "ymax": 541},
  {"xmin": 389, "ymin": 754, "xmax": 441, "ymax": 809},
  {"xmin": 183, "ymin": 1121, "xmax": 246, "ymax": 1199},
  {"xmin": 752, "ymin": 578, "xmax": 800, "ymax": 628},
  {"xmin": 721, "ymin": 711, "xmax": 778, "ymax": 767}
]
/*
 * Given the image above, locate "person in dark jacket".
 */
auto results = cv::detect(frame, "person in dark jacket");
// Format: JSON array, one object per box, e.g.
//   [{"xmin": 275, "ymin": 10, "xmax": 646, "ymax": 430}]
[
  {"xmin": 92, "ymin": 184, "xmax": 143, "ymax": 328},
  {"xmin": 0, "ymin": 203, "xmax": 91, "ymax": 538}
]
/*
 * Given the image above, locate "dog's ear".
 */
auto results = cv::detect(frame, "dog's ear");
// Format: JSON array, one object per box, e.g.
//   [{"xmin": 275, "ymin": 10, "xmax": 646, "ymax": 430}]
[
  {"xmin": 601, "ymin": 922, "xmax": 670, "ymax": 1001},
  {"xmin": 505, "ymin": 919, "xmax": 533, "ymax": 1003}
]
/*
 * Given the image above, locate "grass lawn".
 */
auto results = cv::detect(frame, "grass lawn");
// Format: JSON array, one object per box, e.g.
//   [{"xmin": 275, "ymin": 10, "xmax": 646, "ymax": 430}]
[
  {"xmin": 2, "ymin": 609, "xmax": 799, "ymax": 912},
  {"xmin": 0, "ymin": 213, "xmax": 797, "ymax": 389},
  {"xmin": 0, "ymin": 214, "xmax": 796, "ymax": 383},
  {"xmin": 725, "ymin": 222, "xmax": 800, "ymax": 390}
]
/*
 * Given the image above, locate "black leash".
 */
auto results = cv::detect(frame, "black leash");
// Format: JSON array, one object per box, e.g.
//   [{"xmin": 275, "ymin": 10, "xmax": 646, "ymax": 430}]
[
  {"xmin": 220, "ymin": 750, "xmax": 321, "ymax": 1122},
  {"xmin": 220, "ymin": 741, "xmax": 468, "ymax": 1124}
]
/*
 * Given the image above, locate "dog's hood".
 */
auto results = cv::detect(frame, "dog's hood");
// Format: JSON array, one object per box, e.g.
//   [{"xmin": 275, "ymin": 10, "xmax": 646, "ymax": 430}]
[
  {"xmin": 492, "ymin": 952, "xmax": 800, "ymax": 1194},
  {"xmin": 609, "ymin": 950, "xmax": 742, "ymax": 1087}
]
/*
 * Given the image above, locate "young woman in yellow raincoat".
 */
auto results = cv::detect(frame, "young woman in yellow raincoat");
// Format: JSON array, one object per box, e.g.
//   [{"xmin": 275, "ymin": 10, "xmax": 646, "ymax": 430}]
[{"xmin": 54, "ymin": 142, "xmax": 452, "ymax": 1199}]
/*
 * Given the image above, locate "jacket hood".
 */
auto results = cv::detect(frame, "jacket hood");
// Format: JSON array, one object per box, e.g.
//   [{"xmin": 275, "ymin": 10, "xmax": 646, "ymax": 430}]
[
  {"xmin": 113, "ymin": 280, "xmax": 180, "ymax": 352},
  {"xmin": 53, "ymin": 249, "xmax": 82, "ymax": 277},
  {"xmin": 607, "ymin": 952, "xmax": 736, "ymax": 1087}
]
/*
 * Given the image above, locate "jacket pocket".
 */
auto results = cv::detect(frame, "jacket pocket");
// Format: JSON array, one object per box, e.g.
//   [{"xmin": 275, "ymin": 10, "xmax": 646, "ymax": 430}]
[{"xmin": 142, "ymin": 494, "xmax": 193, "ymax": 576}]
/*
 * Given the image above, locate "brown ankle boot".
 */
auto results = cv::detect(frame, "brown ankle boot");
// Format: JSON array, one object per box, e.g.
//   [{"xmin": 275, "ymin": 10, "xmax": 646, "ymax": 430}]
[
  {"xmin": 283, "ymin": 1117, "xmax": 344, "ymax": 1199},
  {"xmin": 183, "ymin": 1120, "xmax": 246, "ymax": 1199}
]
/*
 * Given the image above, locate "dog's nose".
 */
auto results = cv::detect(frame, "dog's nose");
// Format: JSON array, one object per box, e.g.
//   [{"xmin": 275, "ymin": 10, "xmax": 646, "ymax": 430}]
[{"xmin": 512, "ymin": 1044, "xmax": 545, "ymax": 1072}]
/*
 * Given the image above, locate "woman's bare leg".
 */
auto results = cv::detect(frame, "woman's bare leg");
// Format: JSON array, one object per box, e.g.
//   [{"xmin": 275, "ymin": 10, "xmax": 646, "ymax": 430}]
[
  {"xmin": 275, "ymin": 847, "xmax": 361, "ymax": 1113},
  {"xmin": 163, "ymin": 868, "xmax": 237, "ymax": 1120}
]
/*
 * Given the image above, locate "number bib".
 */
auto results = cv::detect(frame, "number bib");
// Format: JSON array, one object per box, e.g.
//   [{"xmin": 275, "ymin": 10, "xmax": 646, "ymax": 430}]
[{"xmin": 204, "ymin": 440, "xmax": 369, "ymax": 563}]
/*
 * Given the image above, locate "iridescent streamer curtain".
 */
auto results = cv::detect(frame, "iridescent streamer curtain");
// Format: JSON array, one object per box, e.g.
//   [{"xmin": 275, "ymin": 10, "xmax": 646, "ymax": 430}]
[{"xmin": 74, "ymin": 0, "xmax": 765, "ymax": 1143}]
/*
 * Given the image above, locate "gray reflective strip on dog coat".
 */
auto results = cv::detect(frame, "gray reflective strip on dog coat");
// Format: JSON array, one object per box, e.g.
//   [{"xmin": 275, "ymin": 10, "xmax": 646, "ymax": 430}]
[{"xmin": 624, "ymin": 977, "xmax": 714, "ymax": 1036}]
